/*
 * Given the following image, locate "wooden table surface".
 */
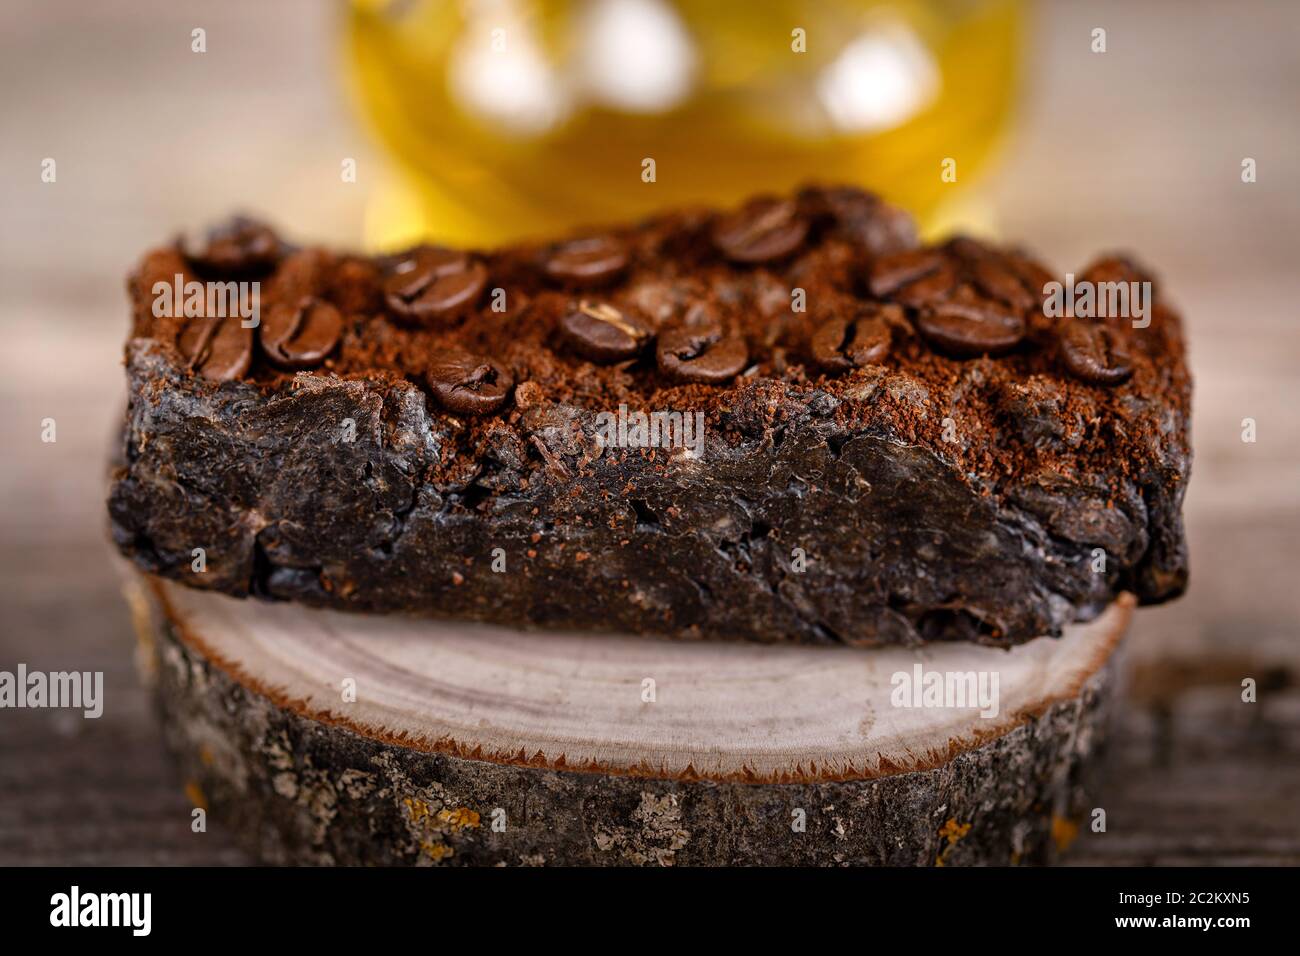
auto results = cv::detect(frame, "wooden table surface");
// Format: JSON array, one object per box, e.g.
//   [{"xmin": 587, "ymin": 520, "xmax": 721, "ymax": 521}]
[{"xmin": 1, "ymin": 0, "xmax": 1297, "ymax": 865}]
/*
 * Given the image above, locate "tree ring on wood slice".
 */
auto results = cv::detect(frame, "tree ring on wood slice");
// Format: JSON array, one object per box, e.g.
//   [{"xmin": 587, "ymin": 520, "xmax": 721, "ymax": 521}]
[{"xmin": 130, "ymin": 574, "xmax": 1132, "ymax": 866}]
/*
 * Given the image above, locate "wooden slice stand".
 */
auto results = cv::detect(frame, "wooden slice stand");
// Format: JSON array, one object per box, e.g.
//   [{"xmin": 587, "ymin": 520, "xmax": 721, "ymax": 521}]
[{"xmin": 127, "ymin": 575, "xmax": 1132, "ymax": 866}]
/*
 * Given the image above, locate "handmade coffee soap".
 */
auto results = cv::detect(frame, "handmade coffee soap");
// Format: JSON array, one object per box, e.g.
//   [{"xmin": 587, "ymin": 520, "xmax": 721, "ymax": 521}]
[{"xmin": 110, "ymin": 187, "xmax": 1191, "ymax": 646}]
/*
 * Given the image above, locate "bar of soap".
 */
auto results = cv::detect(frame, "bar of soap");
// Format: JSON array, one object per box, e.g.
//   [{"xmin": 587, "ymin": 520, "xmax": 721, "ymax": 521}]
[{"xmin": 109, "ymin": 187, "xmax": 1190, "ymax": 646}]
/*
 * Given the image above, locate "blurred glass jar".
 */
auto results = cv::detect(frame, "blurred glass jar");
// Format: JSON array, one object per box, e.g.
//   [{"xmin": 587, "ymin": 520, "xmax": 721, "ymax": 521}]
[{"xmin": 345, "ymin": 0, "xmax": 1025, "ymax": 248}]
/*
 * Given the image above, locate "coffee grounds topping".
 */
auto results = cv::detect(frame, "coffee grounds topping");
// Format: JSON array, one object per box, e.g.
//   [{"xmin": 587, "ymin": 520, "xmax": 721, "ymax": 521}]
[{"xmin": 127, "ymin": 186, "xmax": 1188, "ymax": 489}]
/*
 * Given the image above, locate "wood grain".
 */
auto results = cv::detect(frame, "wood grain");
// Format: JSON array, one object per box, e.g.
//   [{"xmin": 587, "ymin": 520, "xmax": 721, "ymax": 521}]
[{"xmin": 148, "ymin": 576, "xmax": 1132, "ymax": 784}]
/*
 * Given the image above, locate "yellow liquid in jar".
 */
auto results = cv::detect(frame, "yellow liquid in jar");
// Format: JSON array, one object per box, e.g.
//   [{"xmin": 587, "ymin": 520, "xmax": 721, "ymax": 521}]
[{"xmin": 344, "ymin": 0, "xmax": 1025, "ymax": 249}]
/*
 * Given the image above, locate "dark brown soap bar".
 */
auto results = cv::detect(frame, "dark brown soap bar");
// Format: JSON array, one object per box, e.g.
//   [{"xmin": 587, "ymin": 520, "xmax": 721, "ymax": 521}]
[{"xmin": 109, "ymin": 186, "xmax": 1191, "ymax": 647}]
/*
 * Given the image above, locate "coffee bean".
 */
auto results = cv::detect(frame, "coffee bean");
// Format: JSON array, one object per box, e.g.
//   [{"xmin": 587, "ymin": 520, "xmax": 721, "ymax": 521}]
[
  {"xmin": 915, "ymin": 291, "xmax": 1025, "ymax": 357},
  {"xmin": 184, "ymin": 218, "xmax": 281, "ymax": 277},
  {"xmin": 384, "ymin": 248, "xmax": 487, "ymax": 323},
  {"xmin": 426, "ymin": 352, "xmax": 514, "ymax": 415},
  {"xmin": 895, "ymin": 261, "xmax": 956, "ymax": 309},
  {"xmin": 972, "ymin": 259, "xmax": 1035, "ymax": 312},
  {"xmin": 657, "ymin": 325, "xmax": 748, "ymax": 383},
  {"xmin": 559, "ymin": 301, "xmax": 651, "ymax": 363},
  {"xmin": 943, "ymin": 235, "xmax": 995, "ymax": 263},
  {"xmin": 544, "ymin": 236, "xmax": 628, "ymax": 286},
  {"xmin": 259, "ymin": 296, "xmax": 343, "ymax": 370},
  {"xmin": 811, "ymin": 314, "xmax": 891, "ymax": 371},
  {"xmin": 1058, "ymin": 322, "xmax": 1133, "ymax": 385},
  {"xmin": 868, "ymin": 248, "xmax": 943, "ymax": 297},
  {"xmin": 176, "ymin": 316, "xmax": 253, "ymax": 381},
  {"xmin": 1078, "ymin": 255, "xmax": 1150, "ymax": 290},
  {"xmin": 1003, "ymin": 252, "xmax": 1055, "ymax": 305},
  {"xmin": 712, "ymin": 198, "xmax": 809, "ymax": 264}
]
